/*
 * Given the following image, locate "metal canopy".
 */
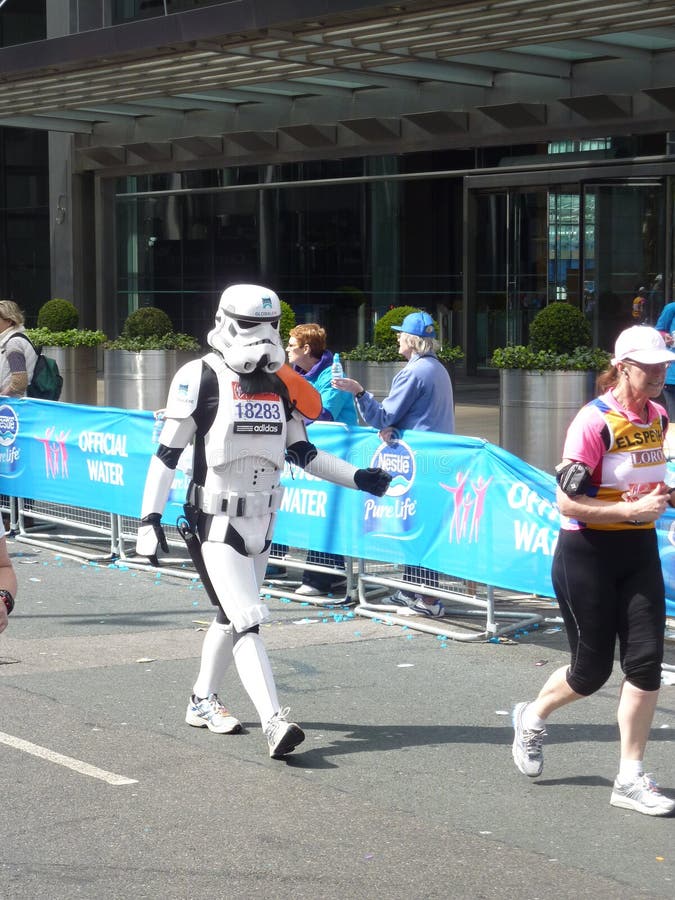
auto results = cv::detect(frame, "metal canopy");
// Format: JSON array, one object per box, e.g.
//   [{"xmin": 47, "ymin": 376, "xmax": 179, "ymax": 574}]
[{"xmin": 2, "ymin": 1, "xmax": 675, "ymax": 168}]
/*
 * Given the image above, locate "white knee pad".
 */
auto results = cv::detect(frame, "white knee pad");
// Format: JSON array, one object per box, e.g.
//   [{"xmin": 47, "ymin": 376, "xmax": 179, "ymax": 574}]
[{"xmin": 201, "ymin": 541, "xmax": 269, "ymax": 632}]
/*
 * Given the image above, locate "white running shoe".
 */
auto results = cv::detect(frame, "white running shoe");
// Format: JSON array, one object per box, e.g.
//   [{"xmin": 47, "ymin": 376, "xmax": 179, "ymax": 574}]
[
  {"xmin": 388, "ymin": 590, "xmax": 444, "ymax": 617},
  {"xmin": 610, "ymin": 774, "xmax": 675, "ymax": 817},
  {"xmin": 185, "ymin": 693, "xmax": 242, "ymax": 734},
  {"xmin": 412, "ymin": 596, "xmax": 445, "ymax": 618},
  {"xmin": 264, "ymin": 707, "xmax": 305, "ymax": 758},
  {"xmin": 295, "ymin": 583, "xmax": 322, "ymax": 596},
  {"xmin": 296, "ymin": 579, "xmax": 347, "ymax": 597},
  {"xmin": 511, "ymin": 701, "xmax": 545, "ymax": 777},
  {"xmin": 388, "ymin": 589, "xmax": 416, "ymax": 608}
]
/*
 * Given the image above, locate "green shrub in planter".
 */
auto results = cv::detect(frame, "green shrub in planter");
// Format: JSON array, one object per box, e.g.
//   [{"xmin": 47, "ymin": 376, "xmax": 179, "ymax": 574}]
[
  {"xmin": 122, "ymin": 306, "xmax": 173, "ymax": 339},
  {"xmin": 106, "ymin": 306, "xmax": 200, "ymax": 351},
  {"xmin": 491, "ymin": 302, "xmax": 608, "ymax": 371},
  {"xmin": 106, "ymin": 332, "xmax": 200, "ymax": 351},
  {"xmin": 343, "ymin": 335, "xmax": 463, "ymax": 365},
  {"xmin": 25, "ymin": 324, "xmax": 107, "ymax": 406},
  {"xmin": 342, "ymin": 342, "xmax": 403, "ymax": 362},
  {"xmin": 373, "ymin": 305, "xmax": 437, "ymax": 348},
  {"xmin": 279, "ymin": 300, "xmax": 296, "ymax": 347},
  {"xmin": 37, "ymin": 298, "xmax": 79, "ymax": 331},
  {"xmin": 436, "ymin": 345, "xmax": 465, "ymax": 365},
  {"xmin": 528, "ymin": 301, "xmax": 592, "ymax": 354},
  {"xmin": 492, "ymin": 302, "xmax": 609, "ymax": 472},
  {"xmin": 491, "ymin": 344, "xmax": 610, "ymax": 371},
  {"xmin": 26, "ymin": 327, "xmax": 108, "ymax": 348}
]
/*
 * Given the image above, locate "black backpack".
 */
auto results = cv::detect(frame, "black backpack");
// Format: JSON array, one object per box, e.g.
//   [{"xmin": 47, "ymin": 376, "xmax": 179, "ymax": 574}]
[{"xmin": 4, "ymin": 332, "xmax": 63, "ymax": 401}]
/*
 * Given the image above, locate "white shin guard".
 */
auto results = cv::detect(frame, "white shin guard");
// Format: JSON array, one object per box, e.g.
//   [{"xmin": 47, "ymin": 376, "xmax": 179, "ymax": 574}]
[
  {"xmin": 232, "ymin": 631, "xmax": 279, "ymax": 727},
  {"xmin": 200, "ymin": 541, "xmax": 270, "ymax": 632},
  {"xmin": 192, "ymin": 619, "xmax": 234, "ymax": 699}
]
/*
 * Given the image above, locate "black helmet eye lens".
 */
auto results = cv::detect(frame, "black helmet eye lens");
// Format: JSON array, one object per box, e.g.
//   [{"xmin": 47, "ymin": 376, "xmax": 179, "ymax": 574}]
[{"xmin": 233, "ymin": 317, "xmax": 280, "ymax": 330}]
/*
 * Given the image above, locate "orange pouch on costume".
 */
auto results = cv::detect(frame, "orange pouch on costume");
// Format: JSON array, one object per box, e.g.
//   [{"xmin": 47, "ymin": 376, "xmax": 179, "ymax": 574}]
[{"xmin": 276, "ymin": 364, "xmax": 323, "ymax": 420}]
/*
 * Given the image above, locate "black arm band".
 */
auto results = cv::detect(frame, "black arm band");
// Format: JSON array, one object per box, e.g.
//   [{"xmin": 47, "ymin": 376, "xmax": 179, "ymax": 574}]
[
  {"xmin": 355, "ymin": 390, "xmax": 366, "ymax": 399},
  {"xmin": 0, "ymin": 589, "xmax": 14, "ymax": 614},
  {"xmin": 157, "ymin": 444, "xmax": 182, "ymax": 469},
  {"xmin": 285, "ymin": 440, "xmax": 318, "ymax": 468},
  {"xmin": 555, "ymin": 461, "xmax": 592, "ymax": 496}
]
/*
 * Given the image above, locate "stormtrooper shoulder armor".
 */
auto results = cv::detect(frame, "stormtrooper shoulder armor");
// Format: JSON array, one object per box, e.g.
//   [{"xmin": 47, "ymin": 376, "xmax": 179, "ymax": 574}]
[{"xmin": 163, "ymin": 359, "xmax": 205, "ymax": 419}]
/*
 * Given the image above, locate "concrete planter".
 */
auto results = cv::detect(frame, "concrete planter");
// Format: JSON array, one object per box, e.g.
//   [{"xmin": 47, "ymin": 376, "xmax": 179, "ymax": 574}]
[
  {"xmin": 44, "ymin": 345, "xmax": 98, "ymax": 405},
  {"xmin": 103, "ymin": 349, "xmax": 199, "ymax": 411},
  {"xmin": 343, "ymin": 360, "xmax": 406, "ymax": 402},
  {"xmin": 499, "ymin": 369, "xmax": 597, "ymax": 474}
]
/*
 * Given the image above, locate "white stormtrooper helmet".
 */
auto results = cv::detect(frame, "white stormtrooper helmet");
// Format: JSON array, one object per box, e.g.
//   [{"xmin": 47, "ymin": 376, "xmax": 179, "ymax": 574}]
[{"xmin": 207, "ymin": 284, "xmax": 286, "ymax": 374}]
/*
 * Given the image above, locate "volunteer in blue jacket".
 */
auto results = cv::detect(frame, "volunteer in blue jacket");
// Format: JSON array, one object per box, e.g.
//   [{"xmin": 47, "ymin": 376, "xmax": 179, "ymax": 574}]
[
  {"xmin": 286, "ymin": 322, "xmax": 357, "ymax": 595},
  {"xmin": 334, "ymin": 309, "xmax": 455, "ymax": 616},
  {"xmin": 287, "ymin": 323, "xmax": 357, "ymax": 426},
  {"xmin": 655, "ymin": 298, "xmax": 675, "ymax": 420}
]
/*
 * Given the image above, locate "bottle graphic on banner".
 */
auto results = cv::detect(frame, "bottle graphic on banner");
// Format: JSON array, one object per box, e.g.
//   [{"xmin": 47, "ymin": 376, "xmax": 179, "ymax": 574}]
[
  {"xmin": 168, "ymin": 444, "xmax": 193, "ymax": 505},
  {"xmin": 151, "ymin": 411, "xmax": 165, "ymax": 445},
  {"xmin": 0, "ymin": 404, "xmax": 21, "ymax": 478},
  {"xmin": 363, "ymin": 439, "xmax": 420, "ymax": 539}
]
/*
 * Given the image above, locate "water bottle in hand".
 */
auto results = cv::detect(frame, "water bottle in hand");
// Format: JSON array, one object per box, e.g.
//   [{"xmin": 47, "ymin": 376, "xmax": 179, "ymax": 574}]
[{"xmin": 331, "ymin": 353, "xmax": 344, "ymax": 381}]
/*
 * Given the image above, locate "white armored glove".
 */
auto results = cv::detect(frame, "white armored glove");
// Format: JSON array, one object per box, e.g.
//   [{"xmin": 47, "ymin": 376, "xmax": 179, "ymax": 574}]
[{"xmin": 136, "ymin": 513, "xmax": 169, "ymax": 566}]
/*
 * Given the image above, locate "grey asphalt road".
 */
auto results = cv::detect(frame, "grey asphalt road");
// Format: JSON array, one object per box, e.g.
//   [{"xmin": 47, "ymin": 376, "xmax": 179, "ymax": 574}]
[{"xmin": 1, "ymin": 538, "xmax": 674, "ymax": 899}]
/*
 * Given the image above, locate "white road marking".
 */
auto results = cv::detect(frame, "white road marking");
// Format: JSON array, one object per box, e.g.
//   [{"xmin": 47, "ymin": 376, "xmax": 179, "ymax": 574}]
[{"xmin": 0, "ymin": 731, "xmax": 138, "ymax": 785}]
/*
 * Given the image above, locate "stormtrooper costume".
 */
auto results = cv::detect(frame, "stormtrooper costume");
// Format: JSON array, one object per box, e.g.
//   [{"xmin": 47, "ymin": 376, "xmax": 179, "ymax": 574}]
[{"xmin": 136, "ymin": 284, "xmax": 390, "ymax": 758}]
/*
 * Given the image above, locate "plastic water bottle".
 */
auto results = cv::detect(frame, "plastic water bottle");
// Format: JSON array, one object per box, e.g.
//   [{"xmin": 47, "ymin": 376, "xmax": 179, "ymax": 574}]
[
  {"xmin": 151, "ymin": 411, "xmax": 165, "ymax": 444},
  {"xmin": 331, "ymin": 352, "xmax": 344, "ymax": 380}
]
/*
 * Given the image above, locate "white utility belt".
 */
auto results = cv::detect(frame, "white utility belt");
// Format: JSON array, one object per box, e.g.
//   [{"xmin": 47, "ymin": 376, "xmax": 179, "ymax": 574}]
[{"xmin": 187, "ymin": 483, "xmax": 283, "ymax": 518}]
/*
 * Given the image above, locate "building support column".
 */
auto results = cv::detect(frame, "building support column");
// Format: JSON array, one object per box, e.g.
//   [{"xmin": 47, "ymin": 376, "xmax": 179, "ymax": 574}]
[{"xmin": 46, "ymin": 0, "xmax": 103, "ymax": 325}]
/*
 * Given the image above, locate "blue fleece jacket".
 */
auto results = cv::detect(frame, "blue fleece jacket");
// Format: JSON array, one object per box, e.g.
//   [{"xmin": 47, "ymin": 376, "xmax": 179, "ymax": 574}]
[
  {"xmin": 656, "ymin": 302, "xmax": 675, "ymax": 386},
  {"xmin": 356, "ymin": 353, "xmax": 454, "ymax": 434},
  {"xmin": 294, "ymin": 350, "xmax": 358, "ymax": 426}
]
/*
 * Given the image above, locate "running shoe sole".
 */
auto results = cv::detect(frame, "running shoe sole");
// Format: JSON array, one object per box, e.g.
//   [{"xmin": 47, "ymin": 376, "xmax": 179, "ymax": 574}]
[
  {"xmin": 269, "ymin": 723, "xmax": 305, "ymax": 758},
  {"xmin": 610, "ymin": 790, "xmax": 675, "ymax": 817},
  {"xmin": 185, "ymin": 709, "xmax": 242, "ymax": 734}
]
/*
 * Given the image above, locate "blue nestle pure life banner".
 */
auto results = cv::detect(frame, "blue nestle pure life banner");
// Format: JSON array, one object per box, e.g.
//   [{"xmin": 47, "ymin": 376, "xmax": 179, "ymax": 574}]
[
  {"xmin": 274, "ymin": 423, "xmax": 561, "ymax": 598},
  {"xmin": 2, "ymin": 400, "xmax": 675, "ymax": 615}
]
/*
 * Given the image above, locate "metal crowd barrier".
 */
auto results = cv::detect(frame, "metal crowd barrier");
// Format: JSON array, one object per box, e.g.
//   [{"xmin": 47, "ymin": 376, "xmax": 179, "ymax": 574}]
[
  {"xmin": 114, "ymin": 513, "xmax": 195, "ymax": 579},
  {"xmin": 2, "ymin": 493, "xmax": 553, "ymax": 641},
  {"xmin": 263, "ymin": 545, "xmax": 358, "ymax": 607},
  {"xmin": 0, "ymin": 495, "xmax": 16, "ymax": 534},
  {"xmin": 10, "ymin": 496, "xmax": 118, "ymax": 561},
  {"xmin": 354, "ymin": 559, "xmax": 548, "ymax": 642}
]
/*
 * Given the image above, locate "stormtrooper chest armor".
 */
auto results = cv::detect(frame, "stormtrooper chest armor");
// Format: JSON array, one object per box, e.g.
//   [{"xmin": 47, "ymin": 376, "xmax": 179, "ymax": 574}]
[{"xmin": 201, "ymin": 353, "xmax": 287, "ymax": 497}]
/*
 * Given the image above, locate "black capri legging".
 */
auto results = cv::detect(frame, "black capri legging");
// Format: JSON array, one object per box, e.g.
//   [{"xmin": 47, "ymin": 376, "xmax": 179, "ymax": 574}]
[{"xmin": 551, "ymin": 528, "xmax": 665, "ymax": 695}]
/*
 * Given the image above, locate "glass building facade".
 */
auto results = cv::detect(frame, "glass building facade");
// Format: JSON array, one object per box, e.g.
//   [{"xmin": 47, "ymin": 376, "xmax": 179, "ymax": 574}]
[
  {"xmin": 113, "ymin": 157, "xmax": 463, "ymax": 351},
  {"xmin": 0, "ymin": 0, "xmax": 48, "ymax": 322},
  {"xmin": 112, "ymin": 0, "xmax": 227, "ymax": 23},
  {"xmin": 111, "ymin": 138, "xmax": 669, "ymax": 369},
  {"xmin": 2, "ymin": 2, "xmax": 675, "ymax": 370}
]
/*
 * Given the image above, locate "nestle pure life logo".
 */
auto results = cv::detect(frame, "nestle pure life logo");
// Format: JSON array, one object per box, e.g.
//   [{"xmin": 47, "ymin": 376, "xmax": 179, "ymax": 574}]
[
  {"xmin": 363, "ymin": 439, "xmax": 418, "ymax": 538},
  {"xmin": 0, "ymin": 404, "xmax": 20, "ymax": 477}
]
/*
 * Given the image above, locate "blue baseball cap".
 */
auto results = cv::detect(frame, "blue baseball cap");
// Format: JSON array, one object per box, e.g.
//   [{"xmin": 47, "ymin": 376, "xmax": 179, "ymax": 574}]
[{"xmin": 391, "ymin": 311, "xmax": 437, "ymax": 338}]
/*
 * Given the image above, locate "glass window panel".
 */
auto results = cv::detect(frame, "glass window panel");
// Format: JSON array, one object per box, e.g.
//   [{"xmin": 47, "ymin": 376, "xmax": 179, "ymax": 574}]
[
  {"xmin": 583, "ymin": 182, "xmax": 664, "ymax": 347},
  {"xmin": 0, "ymin": 128, "xmax": 49, "ymax": 320},
  {"xmin": 0, "ymin": 0, "xmax": 45, "ymax": 48},
  {"xmin": 115, "ymin": 168, "xmax": 371, "ymax": 348},
  {"xmin": 112, "ymin": 0, "xmax": 227, "ymax": 24},
  {"xmin": 474, "ymin": 193, "xmax": 507, "ymax": 367}
]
